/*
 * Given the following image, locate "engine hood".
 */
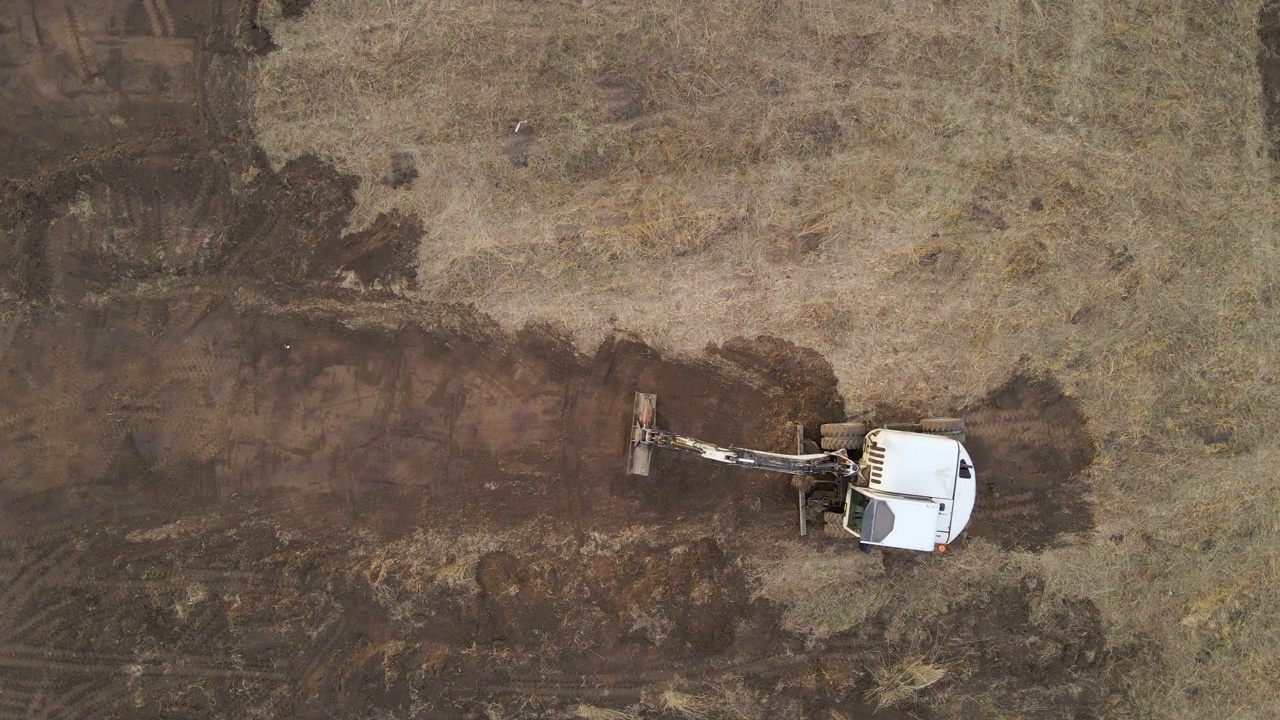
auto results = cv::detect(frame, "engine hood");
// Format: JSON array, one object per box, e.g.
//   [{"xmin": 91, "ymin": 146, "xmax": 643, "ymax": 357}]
[{"xmin": 861, "ymin": 429, "xmax": 959, "ymax": 498}]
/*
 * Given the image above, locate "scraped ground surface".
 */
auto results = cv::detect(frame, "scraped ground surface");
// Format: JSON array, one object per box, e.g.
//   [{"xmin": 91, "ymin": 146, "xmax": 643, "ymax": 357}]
[{"xmin": 2, "ymin": 0, "xmax": 1280, "ymax": 719}]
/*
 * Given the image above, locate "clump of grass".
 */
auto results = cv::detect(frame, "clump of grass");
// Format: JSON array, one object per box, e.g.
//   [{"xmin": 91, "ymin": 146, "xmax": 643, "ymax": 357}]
[
  {"xmin": 571, "ymin": 704, "xmax": 639, "ymax": 720},
  {"xmin": 866, "ymin": 655, "xmax": 952, "ymax": 709},
  {"xmin": 656, "ymin": 681, "xmax": 765, "ymax": 720}
]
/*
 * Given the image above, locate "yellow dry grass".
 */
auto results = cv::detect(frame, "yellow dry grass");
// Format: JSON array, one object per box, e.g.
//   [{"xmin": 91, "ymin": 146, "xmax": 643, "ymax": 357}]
[
  {"xmin": 657, "ymin": 682, "xmax": 767, "ymax": 720},
  {"xmin": 866, "ymin": 654, "xmax": 952, "ymax": 709},
  {"xmin": 252, "ymin": 0, "xmax": 1280, "ymax": 716}
]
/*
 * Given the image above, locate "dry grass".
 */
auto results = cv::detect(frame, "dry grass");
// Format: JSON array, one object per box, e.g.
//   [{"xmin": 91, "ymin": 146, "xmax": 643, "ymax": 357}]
[
  {"xmin": 253, "ymin": 0, "xmax": 1280, "ymax": 716},
  {"xmin": 356, "ymin": 527, "xmax": 512, "ymax": 622},
  {"xmin": 656, "ymin": 681, "xmax": 767, "ymax": 720},
  {"xmin": 866, "ymin": 654, "xmax": 952, "ymax": 709},
  {"xmin": 751, "ymin": 537, "xmax": 1023, "ymax": 643},
  {"xmin": 747, "ymin": 540, "xmax": 887, "ymax": 640},
  {"xmin": 570, "ymin": 704, "xmax": 639, "ymax": 720}
]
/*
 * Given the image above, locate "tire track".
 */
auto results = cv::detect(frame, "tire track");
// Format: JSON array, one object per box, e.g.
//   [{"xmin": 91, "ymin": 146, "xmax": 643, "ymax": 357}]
[
  {"xmin": 958, "ymin": 376, "xmax": 1095, "ymax": 550},
  {"xmin": 0, "ymin": 541, "xmax": 80, "ymax": 624},
  {"xmin": 1, "ymin": 596, "xmax": 79, "ymax": 643},
  {"xmin": 36, "ymin": 677, "xmax": 122, "ymax": 720},
  {"xmin": 26, "ymin": 0, "xmax": 45, "ymax": 48},
  {"xmin": 0, "ymin": 644, "xmax": 129, "ymax": 674},
  {"xmin": 0, "ymin": 519, "xmax": 83, "ymax": 544},
  {"xmin": 142, "ymin": 0, "xmax": 176, "ymax": 37},
  {"xmin": 558, "ymin": 384, "xmax": 587, "ymax": 536},
  {"xmin": 981, "ymin": 490, "xmax": 1037, "ymax": 520},
  {"xmin": 0, "ymin": 691, "xmax": 37, "ymax": 720},
  {"xmin": 485, "ymin": 647, "xmax": 820, "ymax": 700},
  {"xmin": 0, "ymin": 643, "xmax": 285, "ymax": 681},
  {"xmin": 62, "ymin": 5, "xmax": 99, "ymax": 83}
]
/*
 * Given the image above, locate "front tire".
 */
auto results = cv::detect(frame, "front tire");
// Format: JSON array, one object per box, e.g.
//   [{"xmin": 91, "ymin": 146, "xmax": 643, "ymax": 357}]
[
  {"xmin": 820, "ymin": 421, "xmax": 865, "ymax": 451},
  {"xmin": 820, "ymin": 434, "xmax": 865, "ymax": 451}
]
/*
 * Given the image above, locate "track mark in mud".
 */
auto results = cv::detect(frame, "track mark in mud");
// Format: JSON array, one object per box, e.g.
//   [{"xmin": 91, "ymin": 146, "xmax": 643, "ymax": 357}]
[
  {"xmin": 62, "ymin": 6, "xmax": 100, "ymax": 82},
  {"xmin": 485, "ymin": 648, "xmax": 816, "ymax": 700},
  {"xmin": 0, "ymin": 541, "xmax": 80, "ymax": 626},
  {"xmin": 38, "ymin": 677, "xmax": 125, "ymax": 720},
  {"xmin": 143, "ymin": 0, "xmax": 176, "ymax": 37},
  {"xmin": 0, "ymin": 643, "xmax": 285, "ymax": 681}
]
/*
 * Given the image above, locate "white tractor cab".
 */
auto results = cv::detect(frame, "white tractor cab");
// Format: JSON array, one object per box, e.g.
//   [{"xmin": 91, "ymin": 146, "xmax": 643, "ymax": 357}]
[
  {"xmin": 839, "ymin": 429, "xmax": 976, "ymax": 552},
  {"xmin": 627, "ymin": 392, "xmax": 977, "ymax": 553}
]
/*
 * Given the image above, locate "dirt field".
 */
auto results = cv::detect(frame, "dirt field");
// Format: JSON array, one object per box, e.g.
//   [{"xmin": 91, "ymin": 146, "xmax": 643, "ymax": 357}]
[{"xmin": 3, "ymin": 0, "xmax": 1280, "ymax": 718}]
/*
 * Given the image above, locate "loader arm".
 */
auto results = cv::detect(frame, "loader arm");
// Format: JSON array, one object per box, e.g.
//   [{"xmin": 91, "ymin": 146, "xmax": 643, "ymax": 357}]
[
  {"xmin": 641, "ymin": 428, "xmax": 858, "ymax": 477},
  {"xmin": 627, "ymin": 393, "xmax": 858, "ymax": 478}
]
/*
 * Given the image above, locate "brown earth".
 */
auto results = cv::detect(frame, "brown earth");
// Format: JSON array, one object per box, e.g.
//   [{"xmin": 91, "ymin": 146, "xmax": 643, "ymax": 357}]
[{"xmin": 0, "ymin": 1, "xmax": 1121, "ymax": 718}]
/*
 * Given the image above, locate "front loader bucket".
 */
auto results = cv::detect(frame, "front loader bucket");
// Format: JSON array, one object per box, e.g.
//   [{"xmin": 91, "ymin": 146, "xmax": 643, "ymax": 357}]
[{"xmin": 627, "ymin": 392, "xmax": 658, "ymax": 476}]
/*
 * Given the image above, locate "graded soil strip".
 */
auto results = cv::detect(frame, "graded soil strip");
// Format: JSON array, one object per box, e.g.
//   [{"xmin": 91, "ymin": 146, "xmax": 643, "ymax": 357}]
[{"xmin": 0, "ymin": 299, "xmax": 841, "ymax": 536}]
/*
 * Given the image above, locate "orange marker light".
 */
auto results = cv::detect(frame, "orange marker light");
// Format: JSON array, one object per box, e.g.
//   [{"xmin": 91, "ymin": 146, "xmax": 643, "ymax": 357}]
[{"xmin": 936, "ymin": 544, "xmax": 947, "ymax": 553}]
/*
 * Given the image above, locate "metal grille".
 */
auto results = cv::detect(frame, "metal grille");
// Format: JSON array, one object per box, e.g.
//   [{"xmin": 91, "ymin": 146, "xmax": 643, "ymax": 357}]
[{"xmin": 864, "ymin": 440, "xmax": 887, "ymax": 484}]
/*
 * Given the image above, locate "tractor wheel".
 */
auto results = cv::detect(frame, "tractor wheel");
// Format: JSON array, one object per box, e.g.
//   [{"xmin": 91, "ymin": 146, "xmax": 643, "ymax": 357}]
[
  {"xmin": 939, "ymin": 430, "xmax": 966, "ymax": 443},
  {"xmin": 921, "ymin": 417, "xmax": 965, "ymax": 433},
  {"xmin": 820, "ymin": 433, "xmax": 864, "ymax": 451},
  {"xmin": 820, "ymin": 422, "xmax": 866, "ymax": 438},
  {"xmin": 823, "ymin": 511, "xmax": 844, "ymax": 526},
  {"xmin": 886, "ymin": 422, "xmax": 922, "ymax": 432}
]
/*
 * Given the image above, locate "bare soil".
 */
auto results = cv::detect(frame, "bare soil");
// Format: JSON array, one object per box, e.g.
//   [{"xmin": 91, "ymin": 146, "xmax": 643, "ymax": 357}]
[{"xmin": 0, "ymin": 1, "xmax": 1123, "ymax": 718}]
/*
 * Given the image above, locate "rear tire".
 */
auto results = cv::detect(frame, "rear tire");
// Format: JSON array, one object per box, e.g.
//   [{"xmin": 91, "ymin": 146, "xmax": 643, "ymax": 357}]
[
  {"xmin": 886, "ymin": 422, "xmax": 922, "ymax": 432},
  {"xmin": 820, "ymin": 422, "xmax": 866, "ymax": 437},
  {"xmin": 820, "ymin": 434, "xmax": 865, "ymax": 451},
  {"xmin": 921, "ymin": 417, "xmax": 965, "ymax": 444},
  {"xmin": 823, "ymin": 524, "xmax": 852, "ymax": 538}
]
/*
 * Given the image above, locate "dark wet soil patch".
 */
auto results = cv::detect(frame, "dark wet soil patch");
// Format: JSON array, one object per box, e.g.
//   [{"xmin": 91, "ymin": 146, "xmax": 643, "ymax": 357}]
[
  {"xmin": 320, "ymin": 210, "xmax": 422, "ymax": 288},
  {"xmin": 279, "ymin": 0, "xmax": 315, "ymax": 19},
  {"xmin": 960, "ymin": 375, "xmax": 1095, "ymax": 550},
  {"xmin": 863, "ymin": 374, "xmax": 1095, "ymax": 551},
  {"xmin": 1259, "ymin": 2, "xmax": 1280, "ymax": 159},
  {"xmin": 502, "ymin": 121, "xmax": 545, "ymax": 166}
]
